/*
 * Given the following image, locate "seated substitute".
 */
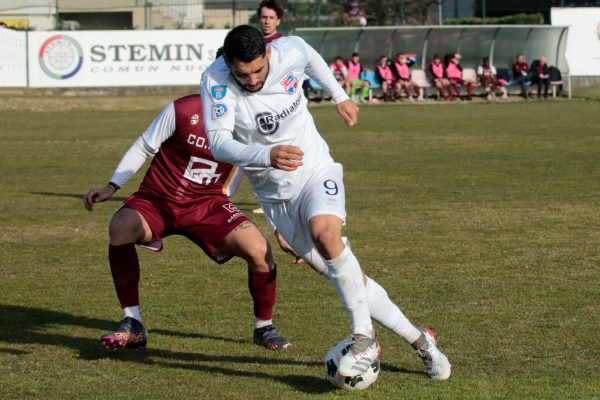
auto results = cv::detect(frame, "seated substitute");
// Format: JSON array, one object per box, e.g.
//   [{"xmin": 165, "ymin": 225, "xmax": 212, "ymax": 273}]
[
  {"xmin": 512, "ymin": 53, "xmax": 531, "ymax": 100},
  {"xmin": 346, "ymin": 52, "xmax": 370, "ymax": 103},
  {"xmin": 375, "ymin": 55, "xmax": 400, "ymax": 101},
  {"xmin": 477, "ymin": 57, "xmax": 507, "ymax": 101},
  {"xmin": 445, "ymin": 52, "xmax": 473, "ymax": 100},
  {"xmin": 330, "ymin": 55, "xmax": 351, "ymax": 94},
  {"xmin": 83, "ymin": 94, "xmax": 291, "ymax": 351},
  {"xmin": 392, "ymin": 52, "xmax": 421, "ymax": 101},
  {"xmin": 427, "ymin": 54, "xmax": 452, "ymax": 101},
  {"xmin": 529, "ymin": 56, "xmax": 550, "ymax": 100}
]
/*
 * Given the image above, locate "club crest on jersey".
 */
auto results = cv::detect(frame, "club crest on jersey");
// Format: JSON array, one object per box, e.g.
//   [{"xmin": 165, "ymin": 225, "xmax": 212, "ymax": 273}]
[
  {"xmin": 211, "ymin": 103, "xmax": 228, "ymax": 120},
  {"xmin": 280, "ymin": 72, "xmax": 298, "ymax": 94},
  {"xmin": 190, "ymin": 114, "xmax": 199, "ymax": 125},
  {"xmin": 211, "ymin": 85, "xmax": 227, "ymax": 100}
]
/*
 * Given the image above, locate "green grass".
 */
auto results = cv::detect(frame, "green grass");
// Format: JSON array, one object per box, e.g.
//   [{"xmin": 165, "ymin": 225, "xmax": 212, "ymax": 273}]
[{"xmin": 0, "ymin": 98, "xmax": 598, "ymax": 399}]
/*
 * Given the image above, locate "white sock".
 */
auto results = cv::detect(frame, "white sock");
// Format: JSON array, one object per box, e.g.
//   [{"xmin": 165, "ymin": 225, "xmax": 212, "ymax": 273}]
[
  {"xmin": 254, "ymin": 318, "xmax": 272, "ymax": 329},
  {"xmin": 123, "ymin": 306, "xmax": 142, "ymax": 323},
  {"xmin": 365, "ymin": 277, "xmax": 421, "ymax": 344},
  {"xmin": 325, "ymin": 245, "xmax": 373, "ymax": 337}
]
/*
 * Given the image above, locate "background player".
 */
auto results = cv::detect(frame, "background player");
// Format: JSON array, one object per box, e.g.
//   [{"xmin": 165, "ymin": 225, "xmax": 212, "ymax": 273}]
[
  {"xmin": 83, "ymin": 94, "xmax": 290, "ymax": 351},
  {"xmin": 257, "ymin": 0, "xmax": 283, "ymax": 44},
  {"xmin": 200, "ymin": 25, "xmax": 450, "ymax": 380}
]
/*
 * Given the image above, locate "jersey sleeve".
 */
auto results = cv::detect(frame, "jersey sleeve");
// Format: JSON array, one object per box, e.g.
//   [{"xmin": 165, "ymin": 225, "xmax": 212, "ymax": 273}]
[
  {"xmin": 294, "ymin": 37, "xmax": 349, "ymax": 104},
  {"xmin": 109, "ymin": 102, "xmax": 176, "ymax": 188},
  {"xmin": 201, "ymin": 67, "xmax": 271, "ymax": 168},
  {"xmin": 200, "ymin": 67, "xmax": 237, "ymax": 134}
]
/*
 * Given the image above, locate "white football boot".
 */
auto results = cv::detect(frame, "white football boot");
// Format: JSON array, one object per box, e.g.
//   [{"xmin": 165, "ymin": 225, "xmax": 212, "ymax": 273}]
[
  {"xmin": 414, "ymin": 327, "xmax": 451, "ymax": 380},
  {"xmin": 337, "ymin": 332, "xmax": 382, "ymax": 377}
]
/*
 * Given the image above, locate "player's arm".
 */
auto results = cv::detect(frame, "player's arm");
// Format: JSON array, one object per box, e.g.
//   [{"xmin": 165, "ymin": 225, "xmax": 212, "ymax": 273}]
[
  {"xmin": 299, "ymin": 39, "xmax": 358, "ymax": 126},
  {"xmin": 83, "ymin": 102, "xmax": 175, "ymax": 211},
  {"xmin": 201, "ymin": 74, "xmax": 303, "ymax": 171}
]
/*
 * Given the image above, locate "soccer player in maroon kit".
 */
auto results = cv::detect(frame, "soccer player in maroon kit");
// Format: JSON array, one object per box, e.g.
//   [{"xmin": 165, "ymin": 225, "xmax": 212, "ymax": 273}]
[
  {"xmin": 257, "ymin": 0, "xmax": 284, "ymax": 44},
  {"xmin": 83, "ymin": 94, "xmax": 290, "ymax": 351}
]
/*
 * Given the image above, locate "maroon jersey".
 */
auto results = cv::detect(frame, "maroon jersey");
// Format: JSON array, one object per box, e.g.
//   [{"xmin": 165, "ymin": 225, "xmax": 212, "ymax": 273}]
[
  {"xmin": 139, "ymin": 95, "xmax": 242, "ymax": 202},
  {"xmin": 264, "ymin": 32, "xmax": 283, "ymax": 44}
]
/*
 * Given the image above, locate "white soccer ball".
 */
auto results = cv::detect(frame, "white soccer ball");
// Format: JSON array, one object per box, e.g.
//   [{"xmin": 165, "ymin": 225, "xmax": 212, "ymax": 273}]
[{"xmin": 324, "ymin": 338, "xmax": 380, "ymax": 391}]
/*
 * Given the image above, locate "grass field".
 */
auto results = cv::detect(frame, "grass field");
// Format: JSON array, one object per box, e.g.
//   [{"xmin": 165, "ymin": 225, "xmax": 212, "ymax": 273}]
[{"xmin": 0, "ymin": 97, "xmax": 599, "ymax": 399}]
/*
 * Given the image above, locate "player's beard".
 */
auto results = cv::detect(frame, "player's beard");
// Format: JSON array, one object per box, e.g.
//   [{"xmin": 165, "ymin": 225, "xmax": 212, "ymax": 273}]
[{"xmin": 234, "ymin": 63, "xmax": 270, "ymax": 93}]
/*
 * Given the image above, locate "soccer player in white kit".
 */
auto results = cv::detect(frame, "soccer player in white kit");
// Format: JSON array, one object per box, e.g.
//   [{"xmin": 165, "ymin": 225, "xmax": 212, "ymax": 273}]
[{"xmin": 200, "ymin": 25, "xmax": 451, "ymax": 380}]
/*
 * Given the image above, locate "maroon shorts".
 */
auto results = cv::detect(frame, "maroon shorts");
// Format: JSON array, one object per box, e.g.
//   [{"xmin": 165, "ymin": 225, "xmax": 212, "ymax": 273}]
[{"xmin": 121, "ymin": 191, "xmax": 250, "ymax": 264}]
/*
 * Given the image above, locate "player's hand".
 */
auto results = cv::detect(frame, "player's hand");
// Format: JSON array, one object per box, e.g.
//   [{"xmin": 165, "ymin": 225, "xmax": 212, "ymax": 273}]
[
  {"xmin": 336, "ymin": 99, "xmax": 359, "ymax": 127},
  {"xmin": 274, "ymin": 230, "xmax": 304, "ymax": 264},
  {"xmin": 83, "ymin": 185, "xmax": 117, "ymax": 211},
  {"xmin": 270, "ymin": 145, "xmax": 303, "ymax": 171}
]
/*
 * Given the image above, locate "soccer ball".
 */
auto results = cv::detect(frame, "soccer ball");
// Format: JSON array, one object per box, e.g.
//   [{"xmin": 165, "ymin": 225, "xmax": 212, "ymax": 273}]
[{"xmin": 324, "ymin": 338, "xmax": 380, "ymax": 391}]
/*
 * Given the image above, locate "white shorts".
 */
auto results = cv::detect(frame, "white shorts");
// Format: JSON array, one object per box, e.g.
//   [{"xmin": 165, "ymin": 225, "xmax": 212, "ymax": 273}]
[{"xmin": 261, "ymin": 163, "xmax": 346, "ymax": 275}]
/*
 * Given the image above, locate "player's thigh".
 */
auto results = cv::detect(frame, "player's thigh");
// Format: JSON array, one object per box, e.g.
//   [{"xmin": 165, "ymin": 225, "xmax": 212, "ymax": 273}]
[
  {"xmin": 109, "ymin": 207, "xmax": 154, "ymax": 245},
  {"xmin": 220, "ymin": 220, "xmax": 271, "ymax": 265},
  {"xmin": 302, "ymin": 164, "xmax": 347, "ymax": 257},
  {"xmin": 179, "ymin": 197, "xmax": 256, "ymax": 264}
]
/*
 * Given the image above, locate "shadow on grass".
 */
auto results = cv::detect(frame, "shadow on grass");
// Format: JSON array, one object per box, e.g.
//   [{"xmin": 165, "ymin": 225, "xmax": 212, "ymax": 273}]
[
  {"xmin": 0, "ymin": 304, "xmax": 332, "ymax": 394},
  {"xmin": 29, "ymin": 192, "xmax": 260, "ymax": 212},
  {"xmin": 30, "ymin": 191, "xmax": 128, "ymax": 202}
]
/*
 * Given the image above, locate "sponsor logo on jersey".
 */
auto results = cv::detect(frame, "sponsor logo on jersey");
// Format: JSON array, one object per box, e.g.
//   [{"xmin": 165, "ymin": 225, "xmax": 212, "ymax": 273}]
[
  {"xmin": 38, "ymin": 34, "xmax": 84, "ymax": 80},
  {"xmin": 280, "ymin": 72, "xmax": 298, "ymax": 94},
  {"xmin": 211, "ymin": 85, "xmax": 227, "ymax": 100},
  {"xmin": 190, "ymin": 114, "xmax": 199, "ymax": 125},
  {"xmin": 222, "ymin": 203, "xmax": 241, "ymax": 213},
  {"xmin": 211, "ymin": 103, "xmax": 228, "ymax": 120},
  {"xmin": 254, "ymin": 94, "xmax": 302, "ymax": 135}
]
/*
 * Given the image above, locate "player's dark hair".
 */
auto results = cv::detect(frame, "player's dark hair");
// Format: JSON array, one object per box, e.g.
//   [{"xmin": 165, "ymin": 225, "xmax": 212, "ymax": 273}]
[
  {"xmin": 483, "ymin": 57, "xmax": 489, "ymax": 63},
  {"xmin": 351, "ymin": 52, "xmax": 359, "ymax": 57},
  {"xmin": 223, "ymin": 25, "xmax": 266, "ymax": 63},
  {"xmin": 334, "ymin": 55, "xmax": 343, "ymax": 61},
  {"xmin": 257, "ymin": 0, "xmax": 284, "ymax": 19}
]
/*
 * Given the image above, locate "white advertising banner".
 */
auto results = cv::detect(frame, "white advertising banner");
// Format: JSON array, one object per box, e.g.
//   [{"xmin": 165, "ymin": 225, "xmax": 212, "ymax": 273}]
[
  {"xmin": 27, "ymin": 29, "xmax": 228, "ymax": 87},
  {"xmin": 0, "ymin": 28, "xmax": 27, "ymax": 87},
  {"xmin": 551, "ymin": 7, "xmax": 600, "ymax": 76}
]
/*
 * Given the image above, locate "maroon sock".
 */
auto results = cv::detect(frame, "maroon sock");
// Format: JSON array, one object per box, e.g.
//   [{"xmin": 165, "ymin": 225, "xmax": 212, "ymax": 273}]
[
  {"xmin": 108, "ymin": 244, "xmax": 140, "ymax": 308},
  {"xmin": 403, "ymin": 86, "xmax": 412, "ymax": 98},
  {"xmin": 248, "ymin": 267, "xmax": 276, "ymax": 321},
  {"xmin": 451, "ymin": 82, "xmax": 460, "ymax": 97},
  {"xmin": 437, "ymin": 87, "xmax": 446, "ymax": 99},
  {"xmin": 413, "ymin": 84, "xmax": 421, "ymax": 97}
]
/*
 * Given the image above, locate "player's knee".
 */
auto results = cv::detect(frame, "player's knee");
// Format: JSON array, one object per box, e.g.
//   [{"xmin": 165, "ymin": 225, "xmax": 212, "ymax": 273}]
[
  {"xmin": 242, "ymin": 236, "xmax": 271, "ymax": 270},
  {"xmin": 109, "ymin": 214, "xmax": 138, "ymax": 246},
  {"xmin": 311, "ymin": 229, "xmax": 343, "ymax": 259}
]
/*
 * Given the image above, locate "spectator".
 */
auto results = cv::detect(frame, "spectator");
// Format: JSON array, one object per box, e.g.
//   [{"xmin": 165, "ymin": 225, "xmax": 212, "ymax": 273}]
[
  {"xmin": 477, "ymin": 57, "xmax": 507, "ymax": 101},
  {"xmin": 257, "ymin": 0, "xmax": 284, "ymax": 44},
  {"xmin": 0, "ymin": 22, "xmax": 8, "ymax": 29},
  {"xmin": 445, "ymin": 52, "xmax": 473, "ymax": 100},
  {"xmin": 346, "ymin": 52, "xmax": 370, "ymax": 103},
  {"xmin": 512, "ymin": 53, "xmax": 531, "ymax": 100},
  {"xmin": 392, "ymin": 53, "xmax": 421, "ymax": 101},
  {"xmin": 530, "ymin": 56, "xmax": 550, "ymax": 100},
  {"xmin": 343, "ymin": 1, "xmax": 367, "ymax": 26},
  {"xmin": 427, "ymin": 54, "xmax": 452, "ymax": 101},
  {"xmin": 330, "ymin": 56, "xmax": 351, "ymax": 94},
  {"xmin": 375, "ymin": 55, "xmax": 399, "ymax": 102}
]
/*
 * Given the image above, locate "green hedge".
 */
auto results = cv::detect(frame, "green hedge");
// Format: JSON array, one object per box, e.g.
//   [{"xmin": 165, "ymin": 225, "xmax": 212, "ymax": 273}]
[{"xmin": 445, "ymin": 13, "xmax": 544, "ymax": 25}]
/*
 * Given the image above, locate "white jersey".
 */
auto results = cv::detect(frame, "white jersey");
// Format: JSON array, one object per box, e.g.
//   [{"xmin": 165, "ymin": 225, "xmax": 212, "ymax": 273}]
[{"xmin": 200, "ymin": 36, "xmax": 349, "ymax": 202}]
